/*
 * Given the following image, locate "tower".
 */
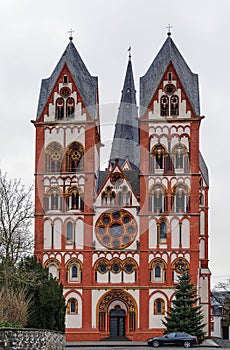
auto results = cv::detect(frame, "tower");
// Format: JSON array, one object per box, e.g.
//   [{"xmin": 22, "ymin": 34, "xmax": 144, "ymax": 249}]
[{"xmin": 33, "ymin": 33, "xmax": 210, "ymax": 341}]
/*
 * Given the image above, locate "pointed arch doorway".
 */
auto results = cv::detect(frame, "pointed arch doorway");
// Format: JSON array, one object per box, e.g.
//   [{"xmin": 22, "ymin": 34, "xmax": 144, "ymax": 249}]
[{"xmin": 98, "ymin": 289, "xmax": 137, "ymax": 339}]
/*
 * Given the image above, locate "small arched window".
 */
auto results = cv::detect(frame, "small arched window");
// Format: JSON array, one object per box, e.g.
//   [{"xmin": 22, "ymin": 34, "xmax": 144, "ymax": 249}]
[
  {"xmin": 174, "ymin": 184, "xmax": 190, "ymax": 213},
  {"xmin": 66, "ymin": 97, "xmax": 75, "ymax": 118},
  {"xmin": 154, "ymin": 298, "xmax": 165, "ymax": 315},
  {"xmin": 102, "ymin": 186, "xmax": 116, "ymax": 206},
  {"xmin": 159, "ymin": 221, "xmax": 167, "ymax": 243},
  {"xmin": 56, "ymin": 98, "xmax": 64, "ymax": 119},
  {"xmin": 170, "ymin": 95, "xmax": 179, "ymax": 116},
  {"xmin": 149, "ymin": 185, "xmax": 166, "ymax": 214},
  {"xmin": 66, "ymin": 221, "xmax": 74, "ymax": 242},
  {"xmin": 67, "ymin": 261, "xmax": 81, "ymax": 283},
  {"xmin": 150, "ymin": 259, "xmax": 166, "ymax": 282},
  {"xmin": 67, "ymin": 298, "xmax": 78, "ymax": 314},
  {"xmin": 160, "ymin": 95, "xmax": 169, "ymax": 116},
  {"xmin": 172, "ymin": 144, "xmax": 189, "ymax": 172},
  {"xmin": 118, "ymin": 185, "xmax": 131, "ymax": 206}
]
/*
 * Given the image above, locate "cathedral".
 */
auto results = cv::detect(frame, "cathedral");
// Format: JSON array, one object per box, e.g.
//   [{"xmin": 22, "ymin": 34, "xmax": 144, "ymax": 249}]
[{"xmin": 33, "ymin": 32, "xmax": 210, "ymax": 341}]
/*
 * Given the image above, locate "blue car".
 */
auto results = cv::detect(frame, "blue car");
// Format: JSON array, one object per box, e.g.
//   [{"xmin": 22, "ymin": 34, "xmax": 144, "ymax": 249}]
[{"xmin": 147, "ymin": 332, "xmax": 198, "ymax": 348}]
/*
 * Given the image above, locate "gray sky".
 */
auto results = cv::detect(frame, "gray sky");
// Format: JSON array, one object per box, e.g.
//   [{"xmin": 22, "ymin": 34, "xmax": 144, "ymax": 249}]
[{"xmin": 0, "ymin": 0, "xmax": 229, "ymax": 288}]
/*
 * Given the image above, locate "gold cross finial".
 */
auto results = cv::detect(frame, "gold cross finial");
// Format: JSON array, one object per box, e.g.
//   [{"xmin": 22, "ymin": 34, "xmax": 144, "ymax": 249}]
[
  {"xmin": 68, "ymin": 28, "xmax": 74, "ymax": 41},
  {"xmin": 166, "ymin": 24, "xmax": 172, "ymax": 36}
]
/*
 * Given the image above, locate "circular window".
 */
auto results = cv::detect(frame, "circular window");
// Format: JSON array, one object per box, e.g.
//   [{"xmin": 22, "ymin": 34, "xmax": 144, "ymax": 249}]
[
  {"xmin": 125, "ymin": 261, "xmax": 134, "ymax": 273},
  {"xmin": 111, "ymin": 262, "xmax": 121, "ymax": 273},
  {"xmin": 98, "ymin": 261, "xmax": 108, "ymax": 274},
  {"xmin": 164, "ymin": 84, "xmax": 176, "ymax": 95},
  {"xmin": 95, "ymin": 209, "xmax": 137, "ymax": 249},
  {"xmin": 60, "ymin": 86, "xmax": 71, "ymax": 98}
]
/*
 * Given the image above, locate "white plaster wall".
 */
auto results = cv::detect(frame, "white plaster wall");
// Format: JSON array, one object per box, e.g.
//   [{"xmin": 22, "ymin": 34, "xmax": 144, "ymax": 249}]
[
  {"xmin": 182, "ymin": 218, "xmax": 190, "ymax": 248},
  {"xmin": 123, "ymin": 272, "xmax": 135, "ymax": 283},
  {"xmin": 149, "ymin": 292, "xmax": 167, "ymax": 329},
  {"xmin": 110, "ymin": 272, "xmax": 122, "ymax": 283},
  {"xmin": 66, "ymin": 126, "xmax": 85, "ymax": 146},
  {"xmin": 44, "ymin": 128, "xmax": 64, "ymax": 147},
  {"xmin": 76, "ymin": 219, "xmax": 84, "ymax": 249},
  {"xmin": 65, "ymin": 292, "xmax": 82, "ymax": 328},
  {"xmin": 200, "ymin": 276, "xmax": 209, "ymax": 303},
  {"xmin": 211, "ymin": 316, "xmax": 222, "ymax": 338},
  {"xmin": 44, "ymin": 220, "xmax": 51, "ymax": 249},
  {"xmin": 54, "ymin": 219, "xmax": 62, "ymax": 249},
  {"xmin": 149, "ymin": 219, "xmax": 157, "ymax": 248},
  {"xmin": 200, "ymin": 239, "xmax": 205, "ymax": 260},
  {"xmin": 200, "ymin": 211, "xmax": 205, "ymax": 235},
  {"xmin": 171, "ymin": 218, "xmax": 179, "ymax": 248},
  {"xmin": 96, "ymin": 272, "xmax": 108, "ymax": 283}
]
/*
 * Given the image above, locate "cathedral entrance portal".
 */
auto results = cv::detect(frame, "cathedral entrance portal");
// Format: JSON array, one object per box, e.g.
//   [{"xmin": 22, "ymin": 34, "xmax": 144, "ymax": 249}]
[{"xmin": 109, "ymin": 305, "xmax": 126, "ymax": 337}]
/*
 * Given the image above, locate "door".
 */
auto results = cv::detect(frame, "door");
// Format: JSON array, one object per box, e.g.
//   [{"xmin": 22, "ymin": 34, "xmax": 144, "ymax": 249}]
[{"xmin": 109, "ymin": 306, "xmax": 126, "ymax": 337}]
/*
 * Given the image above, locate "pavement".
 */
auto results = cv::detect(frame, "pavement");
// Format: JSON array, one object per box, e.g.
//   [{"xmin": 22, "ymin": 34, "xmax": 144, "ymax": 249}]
[{"xmin": 66, "ymin": 337, "xmax": 220, "ymax": 348}]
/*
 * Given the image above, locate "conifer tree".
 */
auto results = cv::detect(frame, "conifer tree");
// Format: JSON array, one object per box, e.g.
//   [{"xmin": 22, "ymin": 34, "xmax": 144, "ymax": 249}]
[{"xmin": 162, "ymin": 271, "xmax": 205, "ymax": 343}]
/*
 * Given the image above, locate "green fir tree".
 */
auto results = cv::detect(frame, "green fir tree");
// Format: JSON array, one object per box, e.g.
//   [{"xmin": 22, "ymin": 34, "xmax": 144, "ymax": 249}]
[{"xmin": 162, "ymin": 271, "xmax": 206, "ymax": 343}]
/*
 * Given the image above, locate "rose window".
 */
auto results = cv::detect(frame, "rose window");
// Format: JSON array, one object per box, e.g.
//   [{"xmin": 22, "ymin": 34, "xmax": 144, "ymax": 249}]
[{"xmin": 95, "ymin": 209, "xmax": 137, "ymax": 249}]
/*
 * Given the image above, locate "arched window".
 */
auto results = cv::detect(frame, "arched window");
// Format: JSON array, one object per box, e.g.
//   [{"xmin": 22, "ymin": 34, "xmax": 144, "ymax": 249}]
[
  {"xmin": 172, "ymin": 258, "xmax": 189, "ymax": 281},
  {"xmin": 66, "ymin": 187, "xmax": 84, "ymax": 211},
  {"xmin": 46, "ymin": 260, "xmax": 60, "ymax": 280},
  {"xmin": 49, "ymin": 189, "xmax": 61, "ymax": 210},
  {"xmin": 170, "ymin": 95, "xmax": 179, "ymax": 116},
  {"xmin": 172, "ymin": 144, "xmax": 189, "ymax": 171},
  {"xmin": 67, "ymin": 298, "xmax": 78, "ymax": 314},
  {"xmin": 150, "ymin": 145, "xmax": 166, "ymax": 172},
  {"xmin": 199, "ymin": 193, "xmax": 204, "ymax": 206},
  {"xmin": 149, "ymin": 185, "xmax": 166, "ymax": 213},
  {"xmin": 159, "ymin": 221, "xmax": 167, "ymax": 243},
  {"xmin": 150, "ymin": 259, "xmax": 166, "ymax": 282},
  {"xmin": 160, "ymin": 95, "xmax": 169, "ymax": 116},
  {"xmin": 67, "ymin": 260, "xmax": 81, "ymax": 283},
  {"xmin": 45, "ymin": 142, "xmax": 63, "ymax": 173},
  {"xmin": 66, "ymin": 141, "xmax": 84, "ymax": 172},
  {"xmin": 154, "ymin": 298, "xmax": 165, "ymax": 315},
  {"xmin": 56, "ymin": 98, "xmax": 64, "ymax": 119},
  {"xmin": 174, "ymin": 184, "xmax": 190, "ymax": 213},
  {"xmin": 66, "ymin": 97, "xmax": 75, "ymax": 117},
  {"xmin": 118, "ymin": 185, "xmax": 131, "ymax": 206},
  {"xmin": 101, "ymin": 186, "xmax": 116, "ymax": 206},
  {"xmin": 66, "ymin": 221, "xmax": 74, "ymax": 242}
]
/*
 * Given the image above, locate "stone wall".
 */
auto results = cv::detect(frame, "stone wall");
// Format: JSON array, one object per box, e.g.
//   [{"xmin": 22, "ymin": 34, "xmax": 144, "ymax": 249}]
[{"xmin": 0, "ymin": 328, "xmax": 65, "ymax": 350}]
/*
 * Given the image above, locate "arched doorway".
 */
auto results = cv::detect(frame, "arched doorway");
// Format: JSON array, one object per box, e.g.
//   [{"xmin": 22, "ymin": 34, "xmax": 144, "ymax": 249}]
[
  {"xmin": 109, "ymin": 305, "xmax": 126, "ymax": 337},
  {"xmin": 97, "ymin": 289, "xmax": 137, "ymax": 339}
]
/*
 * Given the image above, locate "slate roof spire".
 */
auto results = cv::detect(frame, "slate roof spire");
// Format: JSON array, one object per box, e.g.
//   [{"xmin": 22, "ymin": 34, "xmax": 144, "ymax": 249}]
[
  {"xmin": 109, "ymin": 55, "xmax": 139, "ymax": 170},
  {"xmin": 140, "ymin": 35, "xmax": 200, "ymax": 116},
  {"xmin": 36, "ymin": 40, "xmax": 98, "ymax": 120}
]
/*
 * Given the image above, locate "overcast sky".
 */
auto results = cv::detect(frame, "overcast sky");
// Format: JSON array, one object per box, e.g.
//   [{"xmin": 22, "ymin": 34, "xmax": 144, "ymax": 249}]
[{"xmin": 0, "ymin": 0, "xmax": 229, "ymax": 288}]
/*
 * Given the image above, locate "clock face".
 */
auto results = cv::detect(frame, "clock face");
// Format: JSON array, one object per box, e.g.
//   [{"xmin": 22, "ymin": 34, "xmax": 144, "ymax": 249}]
[
  {"xmin": 60, "ymin": 86, "xmax": 71, "ymax": 98},
  {"xmin": 111, "ymin": 172, "xmax": 124, "ymax": 185},
  {"xmin": 95, "ymin": 209, "xmax": 137, "ymax": 250}
]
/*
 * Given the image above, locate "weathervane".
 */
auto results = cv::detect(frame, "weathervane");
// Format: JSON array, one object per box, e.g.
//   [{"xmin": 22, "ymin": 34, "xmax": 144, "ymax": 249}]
[
  {"xmin": 166, "ymin": 24, "xmax": 172, "ymax": 36},
  {"xmin": 68, "ymin": 28, "xmax": 74, "ymax": 41}
]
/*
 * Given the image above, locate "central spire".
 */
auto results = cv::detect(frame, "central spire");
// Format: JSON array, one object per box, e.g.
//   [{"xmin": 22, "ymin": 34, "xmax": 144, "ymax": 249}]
[{"xmin": 109, "ymin": 56, "xmax": 139, "ymax": 170}]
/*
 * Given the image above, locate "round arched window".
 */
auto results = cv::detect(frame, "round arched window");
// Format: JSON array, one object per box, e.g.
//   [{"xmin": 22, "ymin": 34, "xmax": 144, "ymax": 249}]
[{"xmin": 95, "ymin": 209, "xmax": 137, "ymax": 249}]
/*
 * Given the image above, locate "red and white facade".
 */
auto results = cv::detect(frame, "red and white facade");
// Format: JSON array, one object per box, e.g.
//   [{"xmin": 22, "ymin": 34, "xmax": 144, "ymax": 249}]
[{"xmin": 33, "ymin": 34, "xmax": 210, "ymax": 341}]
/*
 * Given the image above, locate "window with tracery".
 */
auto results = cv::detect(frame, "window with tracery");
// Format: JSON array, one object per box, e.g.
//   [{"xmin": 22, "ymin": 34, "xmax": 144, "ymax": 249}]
[
  {"xmin": 149, "ymin": 185, "xmax": 166, "ymax": 213},
  {"xmin": 45, "ymin": 142, "xmax": 63, "ymax": 173},
  {"xmin": 66, "ymin": 141, "xmax": 84, "ymax": 172},
  {"xmin": 56, "ymin": 98, "xmax": 64, "ymax": 119},
  {"xmin": 66, "ymin": 97, "xmax": 75, "ymax": 117},
  {"xmin": 160, "ymin": 95, "xmax": 169, "ymax": 116},
  {"xmin": 158, "ymin": 220, "xmax": 167, "ymax": 243},
  {"xmin": 170, "ymin": 95, "xmax": 179, "ymax": 116},
  {"xmin": 172, "ymin": 258, "xmax": 189, "ymax": 281}
]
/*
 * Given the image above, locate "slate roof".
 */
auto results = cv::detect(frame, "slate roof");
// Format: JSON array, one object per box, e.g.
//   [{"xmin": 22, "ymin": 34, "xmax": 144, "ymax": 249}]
[
  {"xmin": 36, "ymin": 40, "xmax": 98, "ymax": 120},
  {"xmin": 199, "ymin": 152, "xmax": 209, "ymax": 186},
  {"xmin": 109, "ymin": 58, "xmax": 140, "ymax": 170},
  {"xmin": 140, "ymin": 35, "xmax": 200, "ymax": 115}
]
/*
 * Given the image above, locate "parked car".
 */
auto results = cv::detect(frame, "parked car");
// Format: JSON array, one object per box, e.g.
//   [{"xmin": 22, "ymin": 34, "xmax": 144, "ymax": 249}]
[{"xmin": 147, "ymin": 332, "xmax": 198, "ymax": 348}]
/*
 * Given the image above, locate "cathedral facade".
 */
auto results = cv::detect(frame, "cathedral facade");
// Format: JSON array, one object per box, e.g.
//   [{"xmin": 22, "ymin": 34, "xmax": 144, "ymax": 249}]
[{"xmin": 33, "ymin": 33, "xmax": 210, "ymax": 341}]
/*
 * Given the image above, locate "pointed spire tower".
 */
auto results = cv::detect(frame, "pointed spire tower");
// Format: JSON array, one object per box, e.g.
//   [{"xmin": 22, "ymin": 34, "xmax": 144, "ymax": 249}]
[{"xmin": 109, "ymin": 53, "xmax": 139, "ymax": 170}]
